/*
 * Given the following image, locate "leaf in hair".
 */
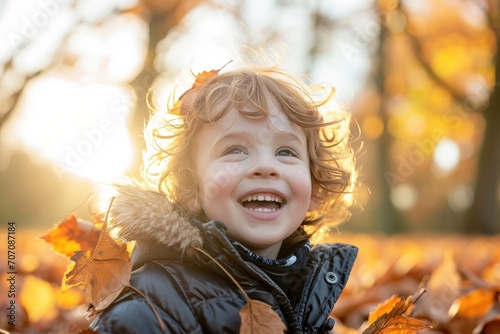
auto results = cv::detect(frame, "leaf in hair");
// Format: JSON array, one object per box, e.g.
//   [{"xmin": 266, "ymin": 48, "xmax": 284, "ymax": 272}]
[{"xmin": 171, "ymin": 60, "xmax": 233, "ymax": 116}]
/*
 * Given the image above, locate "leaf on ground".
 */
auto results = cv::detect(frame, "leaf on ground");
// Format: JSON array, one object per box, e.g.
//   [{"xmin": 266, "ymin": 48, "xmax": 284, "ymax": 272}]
[
  {"xmin": 475, "ymin": 317, "xmax": 500, "ymax": 334},
  {"xmin": 367, "ymin": 295, "xmax": 401, "ymax": 325},
  {"xmin": 65, "ymin": 216, "xmax": 131, "ymax": 317},
  {"xmin": 19, "ymin": 275, "xmax": 58, "ymax": 324},
  {"xmin": 239, "ymin": 299, "xmax": 286, "ymax": 334},
  {"xmin": 40, "ymin": 214, "xmax": 101, "ymax": 258},
  {"xmin": 375, "ymin": 316, "xmax": 430, "ymax": 333},
  {"xmin": 424, "ymin": 250, "xmax": 461, "ymax": 323},
  {"xmin": 451, "ymin": 288, "xmax": 497, "ymax": 318},
  {"xmin": 363, "ymin": 289, "xmax": 428, "ymax": 334}
]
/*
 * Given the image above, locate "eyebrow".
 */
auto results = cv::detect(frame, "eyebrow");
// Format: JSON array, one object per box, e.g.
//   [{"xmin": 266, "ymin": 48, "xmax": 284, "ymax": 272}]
[{"xmin": 214, "ymin": 130, "xmax": 306, "ymax": 148}]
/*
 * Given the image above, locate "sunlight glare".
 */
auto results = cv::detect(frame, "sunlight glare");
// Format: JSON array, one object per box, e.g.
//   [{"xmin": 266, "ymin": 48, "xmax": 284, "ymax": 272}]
[
  {"xmin": 433, "ymin": 139, "xmax": 460, "ymax": 173},
  {"xmin": 1, "ymin": 72, "xmax": 135, "ymax": 183},
  {"xmin": 391, "ymin": 184, "xmax": 418, "ymax": 210},
  {"xmin": 157, "ymin": 4, "xmax": 243, "ymax": 74},
  {"xmin": 447, "ymin": 185, "xmax": 473, "ymax": 212}
]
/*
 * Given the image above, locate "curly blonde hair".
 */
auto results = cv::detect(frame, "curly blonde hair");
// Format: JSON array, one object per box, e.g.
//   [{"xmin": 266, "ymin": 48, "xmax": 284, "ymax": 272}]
[{"xmin": 142, "ymin": 65, "xmax": 357, "ymax": 237}]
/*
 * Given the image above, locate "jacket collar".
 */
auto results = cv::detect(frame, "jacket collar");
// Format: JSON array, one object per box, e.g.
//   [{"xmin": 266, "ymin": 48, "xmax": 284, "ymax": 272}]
[{"xmin": 98, "ymin": 183, "xmax": 204, "ymax": 255}]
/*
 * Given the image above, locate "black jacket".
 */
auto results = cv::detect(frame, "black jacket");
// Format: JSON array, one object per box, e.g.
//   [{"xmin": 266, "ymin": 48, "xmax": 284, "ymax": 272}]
[{"xmin": 88, "ymin": 185, "xmax": 357, "ymax": 334}]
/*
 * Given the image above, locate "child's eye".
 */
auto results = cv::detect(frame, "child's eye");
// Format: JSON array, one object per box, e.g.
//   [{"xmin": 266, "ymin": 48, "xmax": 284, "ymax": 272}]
[
  {"xmin": 276, "ymin": 148, "xmax": 298, "ymax": 157},
  {"xmin": 223, "ymin": 146, "xmax": 247, "ymax": 155}
]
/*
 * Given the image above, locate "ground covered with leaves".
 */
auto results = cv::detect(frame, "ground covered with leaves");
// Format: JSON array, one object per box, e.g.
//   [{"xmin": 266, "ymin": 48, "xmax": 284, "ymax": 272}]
[{"xmin": 1, "ymin": 221, "xmax": 499, "ymax": 334}]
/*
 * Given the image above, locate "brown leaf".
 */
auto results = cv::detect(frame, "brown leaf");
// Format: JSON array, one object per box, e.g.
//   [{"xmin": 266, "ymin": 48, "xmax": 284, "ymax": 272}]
[
  {"xmin": 40, "ymin": 214, "xmax": 101, "ymax": 258},
  {"xmin": 79, "ymin": 329, "xmax": 100, "ymax": 334},
  {"xmin": 477, "ymin": 318, "xmax": 500, "ymax": 334},
  {"xmin": 376, "ymin": 316, "xmax": 430, "ymax": 333},
  {"xmin": 65, "ymin": 218, "xmax": 131, "ymax": 316},
  {"xmin": 239, "ymin": 299, "xmax": 286, "ymax": 334},
  {"xmin": 363, "ymin": 289, "xmax": 428, "ymax": 334}
]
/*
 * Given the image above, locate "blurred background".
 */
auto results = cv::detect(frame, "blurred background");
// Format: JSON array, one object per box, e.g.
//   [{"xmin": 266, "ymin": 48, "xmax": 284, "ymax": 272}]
[
  {"xmin": 0, "ymin": 0, "xmax": 499, "ymax": 234},
  {"xmin": 2, "ymin": 1, "xmax": 500, "ymax": 333}
]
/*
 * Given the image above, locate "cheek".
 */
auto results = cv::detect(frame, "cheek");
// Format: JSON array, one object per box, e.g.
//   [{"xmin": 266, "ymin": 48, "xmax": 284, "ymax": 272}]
[
  {"xmin": 296, "ymin": 166, "xmax": 313, "ymax": 193},
  {"xmin": 293, "ymin": 170, "xmax": 314, "ymax": 209},
  {"xmin": 198, "ymin": 164, "xmax": 242, "ymax": 204}
]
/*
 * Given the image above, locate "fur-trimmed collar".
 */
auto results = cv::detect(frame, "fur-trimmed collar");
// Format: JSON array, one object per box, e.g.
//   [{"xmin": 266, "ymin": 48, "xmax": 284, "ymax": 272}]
[{"xmin": 98, "ymin": 183, "xmax": 203, "ymax": 253}]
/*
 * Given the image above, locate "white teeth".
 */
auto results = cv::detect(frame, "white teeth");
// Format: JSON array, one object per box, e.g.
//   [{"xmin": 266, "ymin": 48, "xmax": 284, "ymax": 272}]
[
  {"xmin": 248, "ymin": 208, "xmax": 277, "ymax": 212},
  {"xmin": 240, "ymin": 194, "xmax": 284, "ymax": 203}
]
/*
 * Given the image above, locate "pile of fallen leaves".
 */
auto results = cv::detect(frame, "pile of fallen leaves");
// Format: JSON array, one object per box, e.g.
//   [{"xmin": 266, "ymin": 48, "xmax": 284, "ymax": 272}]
[
  {"xmin": 1, "ymin": 215, "xmax": 499, "ymax": 333},
  {"xmin": 331, "ymin": 233, "xmax": 500, "ymax": 333}
]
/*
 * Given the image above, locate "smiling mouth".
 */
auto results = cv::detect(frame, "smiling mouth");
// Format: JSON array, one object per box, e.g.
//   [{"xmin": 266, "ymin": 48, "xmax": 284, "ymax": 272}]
[{"xmin": 238, "ymin": 194, "xmax": 285, "ymax": 212}]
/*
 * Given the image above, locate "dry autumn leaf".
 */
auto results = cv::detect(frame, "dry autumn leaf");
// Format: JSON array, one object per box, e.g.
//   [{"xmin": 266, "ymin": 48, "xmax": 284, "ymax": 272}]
[
  {"xmin": 79, "ymin": 329, "xmax": 100, "ymax": 334},
  {"xmin": 40, "ymin": 214, "xmax": 101, "ymax": 258},
  {"xmin": 65, "ymin": 220, "xmax": 131, "ymax": 317},
  {"xmin": 367, "ymin": 295, "xmax": 401, "ymax": 325},
  {"xmin": 475, "ymin": 318, "xmax": 500, "ymax": 334},
  {"xmin": 451, "ymin": 288, "xmax": 497, "ymax": 318},
  {"xmin": 239, "ymin": 299, "xmax": 287, "ymax": 334},
  {"xmin": 370, "ymin": 315, "xmax": 429, "ymax": 334},
  {"xmin": 363, "ymin": 289, "xmax": 428, "ymax": 334},
  {"xmin": 171, "ymin": 60, "xmax": 233, "ymax": 115},
  {"xmin": 38, "ymin": 200, "xmax": 166, "ymax": 331},
  {"xmin": 424, "ymin": 250, "xmax": 461, "ymax": 323}
]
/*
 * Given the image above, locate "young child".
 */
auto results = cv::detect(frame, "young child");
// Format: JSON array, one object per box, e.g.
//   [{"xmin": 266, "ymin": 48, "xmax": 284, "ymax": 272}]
[{"xmin": 89, "ymin": 64, "xmax": 358, "ymax": 333}]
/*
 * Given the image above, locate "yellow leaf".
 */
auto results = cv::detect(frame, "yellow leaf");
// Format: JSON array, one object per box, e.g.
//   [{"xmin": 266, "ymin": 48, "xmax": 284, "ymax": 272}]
[
  {"xmin": 19, "ymin": 275, "xmax": 57, "ymax": 323},
  {"xmin": 54, "ymin": 286, "xmax": 85, "ymax": 310}
]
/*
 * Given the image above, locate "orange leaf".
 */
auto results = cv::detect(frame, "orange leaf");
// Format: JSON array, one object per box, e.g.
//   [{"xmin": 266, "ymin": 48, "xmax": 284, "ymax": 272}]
[
  {"xmin": 65, "ymin": 218, "xmax": 131, "ymax": 316},
  {"xmin": 190, "ymin": 60, "xmax": 233, "ymax": 89},
  {"xmin": 367, "ymin": 294, "xmax": 401, "ymax": 325},
  {"xmin": 376, "ymin": 316, "xmax": 429, "ymax": 333},
  {"xmin": 452, "ymin": 288, "xmax": 496, "ymax": 318},
  {"xmin": 363, "ymin": 289, "xmax": 428, "ymax": 334},
  {"xmin": 40, "ymin": 214, "xmax": 101, "ymax": 258},
  {"xmin": 171, "ymin": 60, "xmax": 233, "ymax": 116},
  {"xmin": 239, "ymin": 299, "xmax": 286, "ymax": 334}
]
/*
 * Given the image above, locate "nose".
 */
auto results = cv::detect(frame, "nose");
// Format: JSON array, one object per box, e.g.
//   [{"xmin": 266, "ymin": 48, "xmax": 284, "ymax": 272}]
[{"xmin": 248, "ymin": 153, "xmax": 280, "ymax": 178}]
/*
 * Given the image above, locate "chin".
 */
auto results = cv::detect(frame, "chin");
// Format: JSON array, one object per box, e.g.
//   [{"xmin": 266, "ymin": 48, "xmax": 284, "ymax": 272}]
[{"xmin": 242, "ymin": 238, "xmax": 282, "ymax": 250}]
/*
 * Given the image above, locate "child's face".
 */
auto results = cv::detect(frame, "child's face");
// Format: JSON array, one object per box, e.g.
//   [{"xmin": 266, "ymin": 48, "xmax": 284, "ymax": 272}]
[{"xmin": 194, "ymin": 102, "xmax": 314, "ymax": 259}]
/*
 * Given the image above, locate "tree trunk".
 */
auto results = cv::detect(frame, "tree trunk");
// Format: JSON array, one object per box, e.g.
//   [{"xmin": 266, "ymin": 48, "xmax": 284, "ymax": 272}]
[
  {"xmin": 375, "ymin": 9, "xmax": 406, "ymax": 233},
  {"xmin": 465, "ymin": 27, "xmax": 500, "ymax": 234}
]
